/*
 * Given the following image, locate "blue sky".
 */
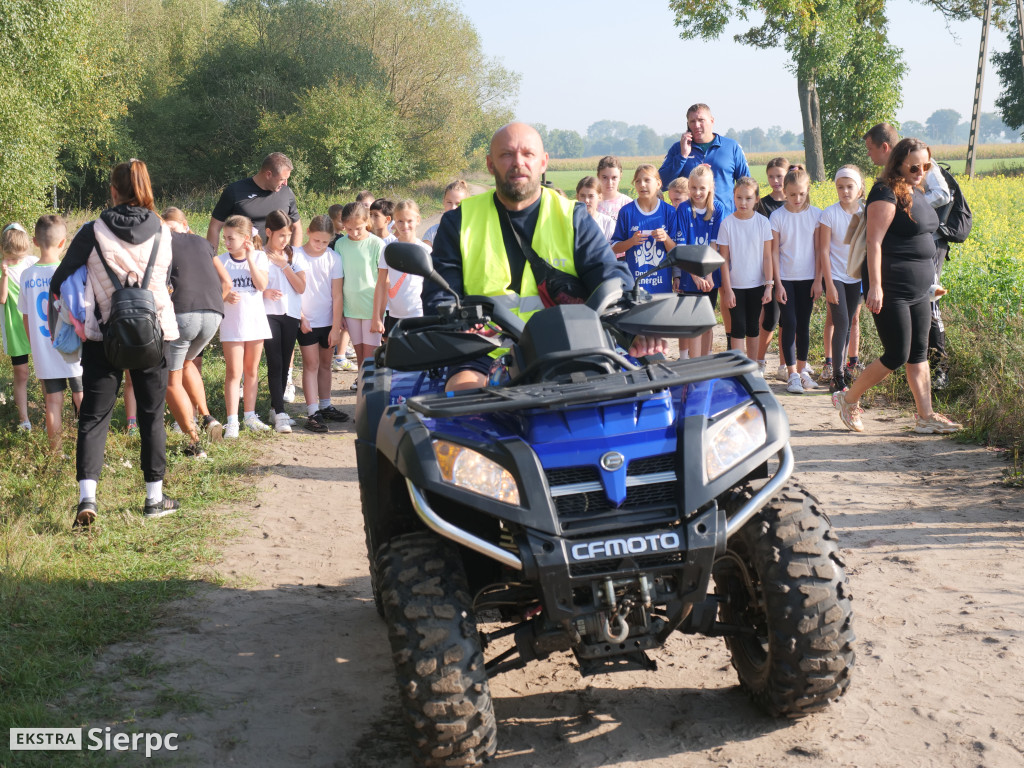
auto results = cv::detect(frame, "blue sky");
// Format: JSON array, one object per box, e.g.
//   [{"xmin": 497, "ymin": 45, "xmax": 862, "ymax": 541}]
[{"xmin": 457, "ymin": 0, "xmax": 1014, "ymax": 136}]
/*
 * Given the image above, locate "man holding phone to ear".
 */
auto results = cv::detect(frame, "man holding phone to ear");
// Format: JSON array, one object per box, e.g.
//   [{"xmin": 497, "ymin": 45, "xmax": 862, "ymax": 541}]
[{"xmin": 658, "ymin": 103, "xmax": 750, "ymax": 215}]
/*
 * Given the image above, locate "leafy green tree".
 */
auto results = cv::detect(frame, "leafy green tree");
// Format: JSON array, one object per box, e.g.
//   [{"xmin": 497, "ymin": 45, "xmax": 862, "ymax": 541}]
[
  {"xmin": 993, "ymin": 31, "xmax": 1024, "ymax": 138},
  {"xmin": 547, "ymin": 129, "xmax": 586, "ymax": 159},
  {"xmin": 636, "ymin": 126, "xmax": 664, "ymax": 155},
  {"xmin": 0, "ymin": 0, "xmax": 138, "ymax": 219},
  {"xmin": 927, "ymin": 109, "xmax": 962, "ymax": 144},
  {"xmin": 259, "ymin": 82, "xmax": 409, "ymax": 191},
  {"xmin": 817, "ymin": 6, "xmax": 906, "ymax": 173},
  {"xmin": 901, "ymin": 120, "xmax": 927, "ymax": 138}
]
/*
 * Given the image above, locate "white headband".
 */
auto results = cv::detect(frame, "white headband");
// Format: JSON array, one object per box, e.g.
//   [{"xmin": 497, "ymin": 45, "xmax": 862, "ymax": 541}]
[
  {"xmin": 835, "ymin": 168, "xmax": 861, "ymax": 184},
  {"xmin": 3, "ymin": 222, "xmax": 26, "ymax": 233}
]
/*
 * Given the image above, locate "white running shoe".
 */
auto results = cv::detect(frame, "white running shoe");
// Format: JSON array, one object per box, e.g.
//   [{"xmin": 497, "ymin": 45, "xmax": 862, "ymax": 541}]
[
  {"xmin": 786, "ymin": 372, "xmax": 805, "ymax": 394},
  {"xmin": 243, "ymin": 415, "xmax": 271, "ymax": 432},
  {"xmin": 776, "ymin": 364, "xmax": 789, "ymax": 382},
  {"xmin": 804, "ymin": 362, "xmax": 815, "ymax": 376},
  {"xmin": 799, "ymin": 370, "xmax": 819, "ymax": 390},
  {"xmin": 274, "ymin": 412, "xmax": 292, "ymax": 434},
  {"xmin": 269, "ymin": 409, "xmax": 296, "ymax": 426},
  {"xmin": 224, "ymin": 421, "xmax": 240, "ymax": 439},
  {"xmin": 283, "ymin": 383, "xmax": 295, "ymax": 403},
  {"xmin": 345, "ymin": 344, "xmax": 357, "ymax": 360}
]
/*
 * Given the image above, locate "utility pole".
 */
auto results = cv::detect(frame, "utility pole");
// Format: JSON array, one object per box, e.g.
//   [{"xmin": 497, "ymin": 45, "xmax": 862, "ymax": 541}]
[
  {"xmin": 1016, "ymin": 0, "xmax": 1024, "ymax": 89},
  {"xmin": 966, "ymin": 0, "xmax": 993, "ymax": 179}
]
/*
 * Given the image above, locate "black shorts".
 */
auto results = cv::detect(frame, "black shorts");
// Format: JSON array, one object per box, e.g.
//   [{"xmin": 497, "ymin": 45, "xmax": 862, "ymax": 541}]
[
  {"xmin": 297, "ymin": 325, "xmax": 332, "ymax": 349},
  {"xmin": 383, "ymin": 313, "xmax": 400, "ymax": 337},
  {"xmin": 43, "ymin": 376, "xmax": 84, "ymax": 395},
  {"xmin": 10, "ymin": 354, "xmax": 28, "ymax": 366}
]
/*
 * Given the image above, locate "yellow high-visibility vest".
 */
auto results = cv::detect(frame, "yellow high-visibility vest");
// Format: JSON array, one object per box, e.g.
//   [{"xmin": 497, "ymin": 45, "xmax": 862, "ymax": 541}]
[{"xmin": 458, "ymin": 187, "xmax": 578, "ymax": 318}]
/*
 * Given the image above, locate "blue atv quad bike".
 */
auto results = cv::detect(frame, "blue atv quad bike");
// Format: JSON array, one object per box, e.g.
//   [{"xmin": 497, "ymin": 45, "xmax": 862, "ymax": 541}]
[{"xmin": 355, "ymin": 243, "xmax": 854, "ymax": 768}]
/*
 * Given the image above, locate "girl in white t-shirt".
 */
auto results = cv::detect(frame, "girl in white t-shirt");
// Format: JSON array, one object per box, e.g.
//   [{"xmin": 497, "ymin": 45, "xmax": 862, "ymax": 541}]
[
  {"xmin": 817, "ymin": 165, "xmax": 866, "ymax": 393},
  {"xmin": 574, "ymin": 176, "xmax": 616, "ymax": 242},
  {"xmin": 297, "ymin": 215, "xmax": 346, "ymax": 433},
  {"xmin": 218, "ymin": 215, "xmax": 271, "ymax": 436},
  {"xmin": 596, "ymin": 156, "xmax": 633, "ymax": 220},
  {"xmin": 770, "ymin": 166, "xmax": 823, "ymax": 394},
  {"xmin": 372, "ymin": 199, "xmax": 425, "ymax": 338},
  {"xmin": 262, "ymin": 210, "xmax": 306, "ymax": 433},
  {"xmin": 718, "ymin": 178, "xmax": 773, "ymax": 364}
]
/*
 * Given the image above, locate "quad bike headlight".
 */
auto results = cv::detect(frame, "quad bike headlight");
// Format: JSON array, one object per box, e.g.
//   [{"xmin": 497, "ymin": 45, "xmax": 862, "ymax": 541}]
[
  {"xmin": 704, "ymin": 403, "xmax": 766, "ymax": 481},
  {"xmin": 432, "ymin": 440, "xmax": 520, "ymax": 505}
]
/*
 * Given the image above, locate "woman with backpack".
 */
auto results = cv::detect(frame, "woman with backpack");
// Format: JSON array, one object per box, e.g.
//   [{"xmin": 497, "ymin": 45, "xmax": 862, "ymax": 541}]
[{"xmin": 51, "ymin": 159, "xmax": 180, "ymax": 527}]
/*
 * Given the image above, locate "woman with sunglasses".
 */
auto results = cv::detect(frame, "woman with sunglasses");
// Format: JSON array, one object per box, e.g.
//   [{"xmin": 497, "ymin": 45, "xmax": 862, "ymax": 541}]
[{"xmin": 832, "ymin": 137, "xmax": 961, "ymax": 435}]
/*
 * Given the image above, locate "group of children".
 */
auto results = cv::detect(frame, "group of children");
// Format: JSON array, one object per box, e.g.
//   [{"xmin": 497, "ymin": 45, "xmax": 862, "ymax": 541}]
[
  {"xmin": 212, "ymin": 188, "xmax": 449, "ymax": 435},
  {"xmin": 0, "ymin": 180, "xmax": 473, "ymax": 445},
  {"xmin": 1, "ymin": 217, "xmax": 83, "ymax": 450},
  {"xmin": 577, "ymin": 154, "xmax": 866, "ymax": 395}
]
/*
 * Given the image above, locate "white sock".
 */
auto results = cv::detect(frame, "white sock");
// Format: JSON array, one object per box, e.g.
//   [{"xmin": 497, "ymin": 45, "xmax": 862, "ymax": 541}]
[
  {"xmin": 227, "ymin": 414, "xmax": 238, "ymax": 425},
  {"xmin": 679, "ymin": 350, "xmax": 689, "ymax": 360},
  {"xmin": 319, "ymin": 398, "xmax": 331, "ymax": 410},
  {"xmin": 79, "ymin": 479, "xmax": 97, "ymax": 502},
  {"xmin": 307, "ymin": 404, "xmax": 318, "ymax": 416},
  {"xmin": 286, "ymin": 368, "xmax": 293, "ymax": 384},
  {"xmin": 243, "ymin": 410, "xmax": 255, "ymax": 421},
  {"xmin": 146, "ymin": 480, "xmax": 162, "ymax": 502}
]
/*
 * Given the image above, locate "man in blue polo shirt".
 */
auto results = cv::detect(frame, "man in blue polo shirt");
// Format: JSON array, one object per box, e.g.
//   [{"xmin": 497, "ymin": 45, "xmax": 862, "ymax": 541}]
[{"xmin": 658, "ymin": 103, "xmax": 750, "ymax": 215}]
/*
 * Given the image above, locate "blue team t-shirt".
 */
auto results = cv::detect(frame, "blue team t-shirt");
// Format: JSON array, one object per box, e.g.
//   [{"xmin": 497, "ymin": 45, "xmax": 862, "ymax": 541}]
[
  {"xmin": 611, "ymin": 199, "xmax": 677, "ymax": 294},
  {"xmin": 673, "ymin": 200, "xmax": 725, "ymax": 292}
]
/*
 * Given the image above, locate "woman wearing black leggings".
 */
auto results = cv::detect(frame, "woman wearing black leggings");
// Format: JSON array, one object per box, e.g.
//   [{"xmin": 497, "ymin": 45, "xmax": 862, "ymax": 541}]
[
  {"xmin": 261, "ymin": 210, "xmax": 306, "ymax": 433},
  {"xmin": 833, "ymin": 139, "xmax": 961, "ymax": 435}
]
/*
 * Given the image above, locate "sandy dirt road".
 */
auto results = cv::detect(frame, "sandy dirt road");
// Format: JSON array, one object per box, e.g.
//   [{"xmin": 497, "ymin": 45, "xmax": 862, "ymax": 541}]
[{"xmin": 87, "ymin": 356, "xmax": 1024, "ymax": 768}]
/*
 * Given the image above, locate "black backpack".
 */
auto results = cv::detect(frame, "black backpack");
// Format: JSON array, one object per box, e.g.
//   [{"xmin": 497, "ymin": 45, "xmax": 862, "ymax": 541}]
[
  {"xmin": 935, "ymin": 162, "xmax": 972, "ymax": 245},
  {"xmin": 95, "ymin": 229, "xmax": 165, "ymax": 370}
]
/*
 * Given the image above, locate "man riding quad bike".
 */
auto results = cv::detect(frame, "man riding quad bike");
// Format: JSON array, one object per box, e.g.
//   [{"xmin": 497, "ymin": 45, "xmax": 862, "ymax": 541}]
[{"xmin": 354, "ymin": 237, "xmax": 855, "ymax": 767}]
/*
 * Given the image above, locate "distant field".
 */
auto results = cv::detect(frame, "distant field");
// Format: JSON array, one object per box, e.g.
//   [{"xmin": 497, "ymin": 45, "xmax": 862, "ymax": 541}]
[{"xmin": 541, "ymin": 150, "xmax": 1024, "ymax": 196}]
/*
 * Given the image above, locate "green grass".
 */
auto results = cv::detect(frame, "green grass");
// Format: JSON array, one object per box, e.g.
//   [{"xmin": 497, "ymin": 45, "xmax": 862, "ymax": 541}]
[{"xmin": 0, "ymin": 346, "xmax": 264, "ymax": 759}]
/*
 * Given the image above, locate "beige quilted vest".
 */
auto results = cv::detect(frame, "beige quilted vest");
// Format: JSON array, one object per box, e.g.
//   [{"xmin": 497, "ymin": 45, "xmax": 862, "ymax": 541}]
[{"xmin": 84, "ymin": 218, "xmax": 179, "ymax": 342}]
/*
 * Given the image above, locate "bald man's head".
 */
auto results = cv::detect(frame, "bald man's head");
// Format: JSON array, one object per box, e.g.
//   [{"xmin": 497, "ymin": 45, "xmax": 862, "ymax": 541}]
[{"xmin": 487, "ymin": 122, "xmax": 548, "ymax": 208}]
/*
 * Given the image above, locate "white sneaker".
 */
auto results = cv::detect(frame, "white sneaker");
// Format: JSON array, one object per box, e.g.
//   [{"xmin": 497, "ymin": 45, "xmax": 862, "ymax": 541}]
[
  {"xmin": 345, "ymin": 344, "xmax": 357, "ymax": 360},
  {"xmin": 803, "ymin": 362, "xmax": 815, "ymax": 376},
  {"xmin": 283, "ymin": 383, "xmax": 295, "ymax": 403},
  {"xmin": 171, "ymin": 422, "xmax": 183, "ymax": 434},
  {"xmin": 269, "ymin": 409, "xmax": 296, "ymax": 426},
  {"xmin": 224, "ymin": 421, "xmax": 240, "ymax": 439},
  {"xmin": 243, "ymin": 415, "xmax": 271, "ymax": 432},
  {"xmin": 786, "ymin": 372, "xmax": 805, "ymax": 394},
  {"xmin": 776, "ymin": 364, "xmax": 789, "ymax": 382},
  {"xmin": 799, "ymin": 370, "xmax": 819, "ymax": 390},
  {"xmin": 238, "ymin": 377, "xmax": 244, "ymax": 401},
  {"xmin": 756, "ymin": 361, "xmax": 766, "ymax": 378},
  {"xmin": 274, "ymin": 412, "xmax": 292, "ymax": 434}
]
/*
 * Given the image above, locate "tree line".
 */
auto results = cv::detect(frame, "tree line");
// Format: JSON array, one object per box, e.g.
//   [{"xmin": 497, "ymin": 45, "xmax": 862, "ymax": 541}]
[
  {"xmin": 0, "ymin": 0, "xmax": 517, "ymax": 223},
  {"xmin": 537, "ymin": 109, "xmax": 1019, "ymax": 161}
]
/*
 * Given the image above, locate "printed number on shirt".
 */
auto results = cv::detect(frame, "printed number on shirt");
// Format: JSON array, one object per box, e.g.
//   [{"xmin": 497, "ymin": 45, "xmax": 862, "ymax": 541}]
[{"xmin": 34, "ymin": 292, "xmax": 50, "ymax": 338}]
